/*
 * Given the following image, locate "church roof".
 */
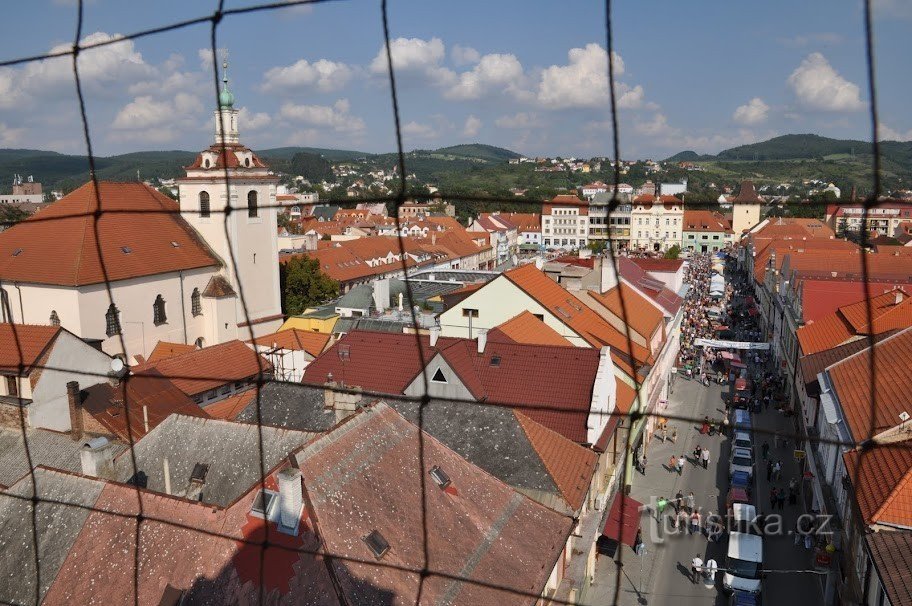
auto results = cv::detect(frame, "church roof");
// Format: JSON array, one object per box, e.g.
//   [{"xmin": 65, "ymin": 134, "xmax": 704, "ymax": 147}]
[
  {"xmin": 184, "ymin": 144, "xmax": 269, "ymax": 171},
  {"xmin": 0, "ymin": 181, "xmax": 220, "ymax": 287}
]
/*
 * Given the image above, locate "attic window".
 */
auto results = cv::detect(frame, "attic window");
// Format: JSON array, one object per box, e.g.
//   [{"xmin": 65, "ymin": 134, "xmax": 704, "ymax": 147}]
[
  {"xmin": 170, "ymin": 241, "xmax": 180, "ymax": 248},
  {"xmin": 490, "ymin": 355, "xmax": 501, "ymax": 367},
  {"xmin": 429, "ymin": 465, "xmax": 451, "ymax": 489},
  {"xmin": 431, "ymin": 368, "xmax": 448, "ymax": 383},
  {"xmin": 12, "ymin": 248, "xmax": 23, "ymax": 257},
  {"xmin": 121, "ymin": 246, "xmax": 132, "ymax": 254},
  {"xmin": 251, "ymin": 489, "xmax": 278, "ymax": 518},
  {"xmin": 555, "ymin": 306, "xmax": 571, "ymax": 319},
  {"xmin": 190, "ymin": 463, "xmax": 209, "ymax": 484},
  {"xmin": 363, "ymin": 530, "xmax": 390, "ymax": 559}
]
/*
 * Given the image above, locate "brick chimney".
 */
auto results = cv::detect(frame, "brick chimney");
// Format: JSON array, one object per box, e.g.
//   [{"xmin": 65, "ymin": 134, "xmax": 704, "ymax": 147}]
[
  {"xmin": 896, "ymin": 290, "xmax": 904, "ymax": 306},
  {"xmin": 278, "ymin": 468, "xmax": 303, "ymax": 531},
  {"xmin": 67, "ymin": 381, "xmax": 83, "ymax": 440},
  {"xmin": 477, "ymin": 329, "xmax": 488, "ymax": 354}
]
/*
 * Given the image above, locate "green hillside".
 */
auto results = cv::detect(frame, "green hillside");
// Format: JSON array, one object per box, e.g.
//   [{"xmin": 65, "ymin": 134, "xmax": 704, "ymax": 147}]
[
  {"xmin": 259, "ymin": 146, "xmax": 370, "ymax": 162},
  {"xmin": 432, "ymin": 144, "xmax": 522, "ymax": 162}
]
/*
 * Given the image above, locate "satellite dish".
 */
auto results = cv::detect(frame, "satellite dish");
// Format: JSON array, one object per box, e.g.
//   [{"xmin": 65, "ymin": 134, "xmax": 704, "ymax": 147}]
[{"xmin": 110, "ymin": 357, "xmax": 125, "ymax": 375}]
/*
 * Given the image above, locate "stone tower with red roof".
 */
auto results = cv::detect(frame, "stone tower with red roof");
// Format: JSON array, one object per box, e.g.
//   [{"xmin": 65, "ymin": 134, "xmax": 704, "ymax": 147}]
[{"xmin": 730, "ymin": 180, "xmax": 763, "ymax": 236}]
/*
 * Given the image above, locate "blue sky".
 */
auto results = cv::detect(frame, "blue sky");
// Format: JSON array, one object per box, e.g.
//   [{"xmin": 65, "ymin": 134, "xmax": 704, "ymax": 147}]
[{"xmin": 0, "ymin": 0, "xmax": 909, "ymax": 158}]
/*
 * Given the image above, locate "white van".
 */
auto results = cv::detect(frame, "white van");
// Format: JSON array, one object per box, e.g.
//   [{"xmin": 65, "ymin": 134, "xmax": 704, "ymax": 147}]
[{"xmin": 723, "ymin": 531, "xmax": 762, "ymax": 593}]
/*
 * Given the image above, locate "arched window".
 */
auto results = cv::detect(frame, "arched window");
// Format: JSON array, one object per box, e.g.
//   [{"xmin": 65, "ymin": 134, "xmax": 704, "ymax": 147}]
[
  {"xmin": 152, "ymin": 295, "xmax": 167, "ymax": 326},
  {"xmin": 194, "ymin": 337, "xmax": 205, "ymax": 349},
  {"xmin": 291, "ymin": 206, "xmax": 300, "ymax": 215},
  {"xmin": 244, "ymin": 157, "xmax": 251, "ymax": 167},
  {"xmin": 105, "ymin": 304, "xmax": 121, "ymax": 337},
  {"xmin": 247, "ymin": 190, "xmax": 258, "ymax": 218},
  {"xmin": 199, "ymin": 191, "xmax": 210, "ymax": 218},
  {"xmin": 191, "ymin": 287, "xmax": 202, "ymax": 317},
  {"xmin": 49, "ymin": 310, "xmax": 60, "ymax": 326}
]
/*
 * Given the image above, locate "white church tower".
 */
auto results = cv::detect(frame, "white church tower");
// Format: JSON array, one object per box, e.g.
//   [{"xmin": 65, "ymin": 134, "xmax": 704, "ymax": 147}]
[{"xmin": 178, "ymin": 56, "xmax": 283, "ymax": 342}]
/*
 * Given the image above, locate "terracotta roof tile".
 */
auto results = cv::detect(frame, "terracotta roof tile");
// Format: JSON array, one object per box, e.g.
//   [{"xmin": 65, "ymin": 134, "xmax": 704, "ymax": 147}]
[
  {"xmin": 0, "ymin": 324, "xmax": 61, "ymax": 373},
  {"xmin": 146, "ymin": 341, "xmax": 196, "ymax": 363},
  {"xmin": 297, "ymin": 403, "xmax": 573, "ymax": 604},
  {"xmin": 617, "ymin": 257, "xmax": 682, "ymax": 316},
  {"xmin": 134, "ymin": 340, "xmax": 271, "ymax": 397},
  {"xmin": 0, "ymin": 181, "xmax": 219, "ymax": 286},
  {"xmin": 827, "ymin": 328, "xmax": 912, "ymax": 441},
  {"xmin": 201, "ymin": 274, "xmax": 236, "ymax": 298},
  {"xmin": 514, "ymin": 410, "xmax": 598, "ymax": 511},
  {"xmin": 844, "ymin": 444, "xmax": 912, "ymax": 526},
  {"xmin": 202, "ymin": 389, "xmax": 257, "ymax": 420},
  {"xmin": 251, "ymin": 329, "xmax": 330, "ymax": 357},
  {"xmin": 590, "ymin": 283, "xmax": 665, "ymax": 342},
  {"xmin": 488, "ymin": 311, "xmax": 573, "ymax": 347},
  {"xmin": 502, "ymin": 264, "xmax": 649, "ymax": 376},
  {"xmin": 683, "ymin": 209, "xmax": 732, "ymax": 232},
  {"xmin": 798, "ymin": 289, "xmax": 912, "ymax": 355},
  {"xmin": 731, "ymin": 180, "xmax": 762, "ymax": 204},
  {"xmin": 799, "ymin": 330, "xmax": 899, "ymax": 397},
  {"xmin": 865, "ymin": 529, "xmax": 912, "ymax": 604}
]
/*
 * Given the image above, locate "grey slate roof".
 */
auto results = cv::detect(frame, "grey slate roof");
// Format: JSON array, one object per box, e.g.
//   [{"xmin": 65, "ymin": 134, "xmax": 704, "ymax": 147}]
[
  {"xmin": 235, "ymin": 382, "xmax": 342, "ymax": 432},
  {"xmin": 0, "ymin": 427, "xmax": 126, "ymax": 488},
  {"xmin": 112, "ymin": 414, "xmax": 318, "ymax": 508},
  {"xmin": 311, "ymin": 205, "xmax": 340, "ymax": 221},
  {"xmin": 406, "ymin": 270, "xmax": 497, "ymax": 284},
  {"xmin": 0, "ymin": 468, "xmax": 105, "ymax": 605},
  {"xmin": 332, "ymin": 317, "xmax": 412, "ymax": 334},
  {"xmin": 335, "ymin": 278, "xmax": 465, "ymax": 313},
  {"xmin": 386, "ymin": 398, "xmax": 558, "ymax": 497}
]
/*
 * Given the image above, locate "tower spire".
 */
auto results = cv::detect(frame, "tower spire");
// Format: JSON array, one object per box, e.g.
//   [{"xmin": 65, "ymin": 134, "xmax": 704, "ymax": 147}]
[{"xmin": 218, "ymin": 50, "xmax": 235, "ymax": 109}]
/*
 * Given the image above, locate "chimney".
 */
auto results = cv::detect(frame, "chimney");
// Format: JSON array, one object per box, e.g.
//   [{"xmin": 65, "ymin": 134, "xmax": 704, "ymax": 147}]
[
  {"xmin": 477, "ymin": 329, "xmax": 488, "ymax": 354},
  {"xmin": 429, "ymin": 326, "xmax": 441, "ymax": 348},
  {"xmin": 163, "ymin": 457, "xmax": 172, "ymax": 495},
  {"xmin": 324, "ymin": 375, "xmax": 336, "ymax": 410},
  {"xmin": 67, "ymin": 381, "xmax": 83, "ymax": 440},
  {"xmin": 896, "ymin": 290, "xmax": 904, "ymax": 305},
  {"xmin": 372, "ymin": 278, "xmax": 390, "ymax": 313},
  {"xmin": 278, "ymin": 468, "xmax": 303, "ymax": 530},
  {"xmin": 398, "ymin": 292, "xmax": 404, "ymax": 311},
  {"xmin": 79, "ymin": 437, "xmax": 115, "ymax": 478}
]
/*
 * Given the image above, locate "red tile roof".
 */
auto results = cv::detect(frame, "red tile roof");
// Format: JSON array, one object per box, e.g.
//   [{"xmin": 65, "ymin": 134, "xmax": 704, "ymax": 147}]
[
  {"xmin": 488, "ymin": 311, "xmax": 573, "ymax": 347},
  {"xmin": 81, "ymin": 371, "xmax": 209, "ymax": 440},
  {"xmin": 184, "ymin": 144, "xmax": 268, "ymax": 170},
  {"xmin": 844, "ymin": 444, "xmax": 912, "ymax": 527},
  {"xmin": 251, "ymin": 329, "xmax": 331, "ymax": 357},
  {"xmin": 281, "ymin": 236, "xmax": 427, "ymax": 283},
  {"xmin": 798, "ymin": 289, "xmax": 912, "ymax": 355},
  {"xmin": 827, "ymin": 327, "xmax": 912, "ymax": 441},
  {"xmin": 730, "ymin": 180, "xmax": 762, "ymax": 204},
  {"xmin": 617, "ymin": 257, "xmax": 682, "ymax": 316},
  {"xmin": 134, "ymin": 340, "xmax": 271, "ymax": 397},
  {"xmin": 865, "ymin": 529, "xmax": 912, "ymax": 604},
  {"xmin": 146, "ymin": 341, "xmax": 197, "ymax": 363},
  {"xmin": 502, "ymin": 263, "xmax": 649, "ymax": 376},
  {"xmin": 296, "ymin": 403, "xmax": 573, "ymax": 605},
  {"xmin": 0, "ymin": 324, "xmax": 61, "ymax": 374},
  {"xmin": 0, "ymin": 182, "xmax": 219, "ymax": 286},
  {"xmin": 201, "ymin": 389, "xmax": 257, "ymax": 420},
  {"xmin": 303, "ymin": 329, "xmax": 605, "ymax": 443},
  {"xmin": 514, "ymin": 410, "xmax": 598, "ymax": 511},
  {"xmin": 683, "ymin": 209, "xmax": 732, "ymax": 232},
  {"xmin": 543, "ymin": 194, "xmax": 589, "ymax": 215},
  {"xmin": 629, "ymin": 258, "xmax": 684, "ymax": 273},
  {"xmin": 589, "ymin": 283, "xmax": 665, "ymax": 342}
]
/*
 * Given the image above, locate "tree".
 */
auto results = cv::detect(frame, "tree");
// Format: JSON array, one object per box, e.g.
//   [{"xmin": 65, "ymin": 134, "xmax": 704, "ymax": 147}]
[
  {"xmin": 0, "ymin": 205, "xmax": 30, "ymax": 228},
  {"xmin": 280, "ymin": 256, "xmax": 339, "ymax": 315},
  {"xmin": 664, "ymin": 244, "xmax": 681, "ymax": 259},
  {"xmin": 588, "ymin": 240, "xmax": 608, "ymax": 254},
  {"xmin": 290, "ymin": 152, "xmax": 334, "ymax": 184}
]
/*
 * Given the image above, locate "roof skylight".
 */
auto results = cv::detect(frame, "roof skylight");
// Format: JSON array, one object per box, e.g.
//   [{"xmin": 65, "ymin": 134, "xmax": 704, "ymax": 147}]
[{"xmin": 363, "ymin": 530, "xmax": 390, "ymax": 559}]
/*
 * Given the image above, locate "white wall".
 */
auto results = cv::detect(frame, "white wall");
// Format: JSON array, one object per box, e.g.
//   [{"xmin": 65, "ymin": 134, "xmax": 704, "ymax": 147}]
[
  {"xmin": 437, "ymin": 277, "xmax": 590, "ymax": 347},
  {"xmin": 29, "ymin": 331, "xmax": 113, "ymax": 431},
  {"xmin": 587, "ymin": 347, "xmax": 617, "ymax": 444}
]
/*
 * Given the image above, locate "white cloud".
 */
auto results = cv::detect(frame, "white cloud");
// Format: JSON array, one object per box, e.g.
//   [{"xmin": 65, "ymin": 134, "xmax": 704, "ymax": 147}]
[
  {"xmin": 879, "ymin": 122, "xmax": 912, "ymax": 141},
  {"xmin": 463, "ymin": 115, "xmax": 482, "ymax": 137},
  {"xmin": 634, "ymin": 113, "xmax": 672, "ymax": 137},
  {"xmin": 495, "ymin": 112, "xmax": 537, "ymax": 129},
  {"xmin": 445, "ymin": 53, "xmax": 525, "ymax": 100},
  {"xmin": 401, "ymin": 121, "xmax": 436, "ymax": 139},
  {"xmin": 261, "ymin": 58, "xmax": 353, "ymax": 93},
  {"xmin": 787, "ymin": 53, "xmax": 864, "ymax": 112},
  {"xmin": 537, "ymin": 44, "xmax": 626, "ymax": 109},
  {"xmin": 239, "ymin": 107, "xmax": 271, "ymax": 130},
  {"xmin": 617, "ymin": 84, "xmax": 646, "ymax": 109},
  {"xmin": 370, "ymin": 37, "xmax": 451, "ymax": 81},
  {"xmin": 451, "ymin": 44, "xmax": 481, "ymax": 66},
  {"xmin": 733, "ymin": 97, "xmax": 770, "ymax": 125},
  {"xmin": 279, "ymin": 98, "xmax": 365, "ymax": 132},
  {"xmin": 112, "ymin": 93, "xmax": 204, "ymax": 131}
]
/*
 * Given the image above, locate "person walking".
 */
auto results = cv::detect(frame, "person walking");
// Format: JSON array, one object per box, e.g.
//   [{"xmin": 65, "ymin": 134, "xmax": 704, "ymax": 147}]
[
  {"xmin": 656, "ymin": 496, "xmax": 668, "ymax": 520},
  {"xmin": 686, "ymin": 491, "xmax": 696, "ymax": 514},
  {"xmin": 777, "ymin": 489, "xmax": 786, "ymax": 510},
  {"xmin": 634, "ymin": 528, "xmax": 644, "ymax": 553},
  {"xmin": 701, "ymin": 447, "xmax": 710, "ymax": 469},
  {"xmin": 671, "ymin": 427, "xmax": 678, "ymax": 443},
  {"xmin": 773, "ymin": 460, "xmax": 783, "ymax": 481},
  {"xmin": 660, "ymin": 424, "xmax": 668, "ymax": 443},
  {"xmin": 674, "ymin": 490, "xmax": 684, "ymax": 515},
  {"xmin": 669, "ymin": 455, "xmax": 677, "ymax": 473},
  {"xmin": 691, "ymin": 554, "xmax": 704, "ymax": 584},
  {"xmin": 690, "ymin": 510, "xmax": 702, "ymax": 535},
  {"xmin": 769, "ymin": 487, "xmax": 778, "ymax": 511},
  {"xmin": 789, "ymin": 479, "xmax": 798, "ymax": 505},
  {"xmin": 677, "ymin": 455, "xmax": 685, "ymax": 475},
  {"xmin": 762, "ymin": 441, "xmax": 770, "ymax": 461}
]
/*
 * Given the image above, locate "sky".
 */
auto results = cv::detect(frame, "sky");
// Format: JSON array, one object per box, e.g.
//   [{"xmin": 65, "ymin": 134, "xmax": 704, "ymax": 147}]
[{"xmin": 0, "ymin": 0, "xmax": 909, "ymax": 159}]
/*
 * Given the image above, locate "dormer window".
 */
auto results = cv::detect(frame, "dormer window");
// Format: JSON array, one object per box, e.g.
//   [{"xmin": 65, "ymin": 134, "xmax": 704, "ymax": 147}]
[
  {"xmin": 49, "ymin": 310, "xmax": 60, "ymax": 326},
  {"xmin": 203, "ymin": 158, "xmax": 211, "ymax": 168}
]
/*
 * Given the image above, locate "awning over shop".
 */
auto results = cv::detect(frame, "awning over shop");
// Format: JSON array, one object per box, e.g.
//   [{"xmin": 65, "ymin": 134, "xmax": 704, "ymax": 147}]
[{"xmin": 602, "ymin": 493, "xmax": 644, "ymax": 547}]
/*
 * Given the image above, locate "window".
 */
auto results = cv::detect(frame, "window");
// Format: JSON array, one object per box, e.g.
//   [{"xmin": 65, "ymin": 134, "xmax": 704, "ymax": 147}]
[
  {"xmin": 363, "ymin": 530, "xmax": 390, "ymax": 559},
  {"xmin": 431, "ymin": 368, "xmax": 448, "ymax": 383},
  {"xmin": 199, "ymin": 191, "xmax": 210, "ymax": 218},
  {"xmin": 462, "ymin": 308, "xmax": 479, "ymax": 318},
  {"xmin": 194, "ymin": 337, "xmax": 204, "ymax": 349},
  {"xmin": 251, "ymin": 489, "xmax": 278, "ymax": 518},
  {"xmin": 247, "ymin": 190, "xmax": 258, "ymax": 218},
  {"xmin": 105, "ymin": 304, "xmax": 121, "ymax": 337},
  {"xmin": 49, "ymin": 310, "xmax": 60, "ymax": 326},
  {"xmin": 429, "ymin": 465, "xmax": 451, "ymax": 489},
  {"xmin": 5, "ymin": 376, "xmax": 18, "ymax": 397},
  {"xmin": 0, "ymin": 289, "xmax": 10, "ymax": 323},
  {"xmin": 153, "ymin": 295, "xmax": 167, "ymax": 326},
  {"xmin": 191, "ymin": 288, "xmax": 202, "ymax": 317}
]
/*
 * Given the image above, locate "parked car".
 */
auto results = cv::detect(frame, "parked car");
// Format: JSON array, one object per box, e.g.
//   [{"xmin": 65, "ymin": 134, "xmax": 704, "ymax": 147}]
[
  {"xmin": 733, "ymin": 430, "xmax": 753, "ymax": 451},
  {"xmin": 730, "ymin": 589, "xmax": 761, "ymax": 605},
  {"xmin": 732, "ymin": 377, "xmax": 752, "ymax": 408},
  {"xmin": 732, "ymin": 409, "xmax": 752, "ymax": 433},
  {"xmin": 727, "ymin": 486, "xmax": 752, "ymax": 511},
  {"xmin": 730, "ymin": 447, "xmax": 754, "ymax": 479},
  {"xmin": 723, "ymin": 531, "xmax": 763, "ymax": 594}
]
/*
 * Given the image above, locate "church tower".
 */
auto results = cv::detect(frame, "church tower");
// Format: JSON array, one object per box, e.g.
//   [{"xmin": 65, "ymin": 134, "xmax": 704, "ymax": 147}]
[
  {"xmin": 178, "ymin": 56, "xmax": 283, "ymax": 341},
  {"xmin": 730, "ymin": 180, "xmax": 763, "ymax": 237}
]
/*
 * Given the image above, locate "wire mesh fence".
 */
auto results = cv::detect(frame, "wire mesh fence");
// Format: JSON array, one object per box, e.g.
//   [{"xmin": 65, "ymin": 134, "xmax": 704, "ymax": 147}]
[{"xmin": 0, "ymin": 0, "xmax": 903, "ymax": 604}]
